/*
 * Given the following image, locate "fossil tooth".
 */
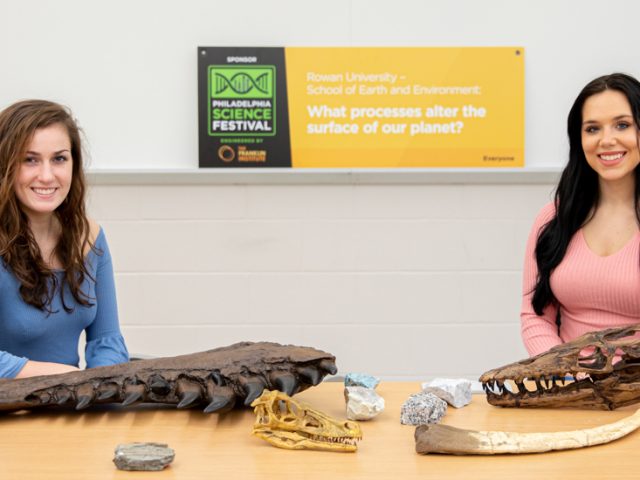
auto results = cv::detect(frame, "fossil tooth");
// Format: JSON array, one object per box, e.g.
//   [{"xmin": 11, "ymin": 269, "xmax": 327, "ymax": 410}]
[
  {"xmin": 318, "ymin": 359, "xmax": 338, "ymax": 375},
  {"xmin": 122, "ymin": 391, "xmax": 143, "ymax": 406},
  {"xmin": 176, "ymin": 379, "xmax": 203, "ymax": 409},
  {"xmin": 76, "ymin": 394, "xmax": 93, "ymax": 410},
  {"xmin": 540, "ymin": 376, "xmax": 548, "ymax": 389},
  {"xmin": 535, "ymin": 378, "xmax": 543, "ymax": 392},
  {"xmin": 177, "ymin": 391, "xmax": 202, "ymax": 409},
  {"xmin": 122, "ymin": 385, "xmax": 145, "ymax": 406},
  {"xmin": 204, "ymin": 387, "xmax": 236, "ymax": 413},
  {"xmin": 272, "ymin": 372, "xmax": 298, "ymax": 396},
  {"xmin": 97, "ymin": 383, "xmax": 119, "ymax": 401},
  {"xmin": 55, "ymin": 388, "xmax": 72, "ymax": 405},
  {"xmin": 490, "ymin": 383, "xmax": 498, "ymax": 395},
  {"xmin": 74, "ymin": 384, "xmax": 96, "ymax": 410},
  {"xmin": 210, "ymin": 371, "xmax": 225, "ymax": 386},
  {"xmin": 298, "ymin": 367, "xmax": 322, "ymax": 386},
  {"xmin": 242, "ymin": 377, "xmax": 267, "ymax": 406},
  {"xmin": 149, "ymin": 376, "xmax": 172, "ymax": 396}
]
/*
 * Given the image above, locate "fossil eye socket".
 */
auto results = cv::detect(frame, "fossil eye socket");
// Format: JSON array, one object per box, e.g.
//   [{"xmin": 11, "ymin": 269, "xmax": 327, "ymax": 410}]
[
  {"xmin": 303, "ymin": 416, "xmax": 321, "ymax": 428},
  {"xmin": 276, "ymin": 400, "xmax": 289, "ymax": 414},
  {"xmin": 578, "ymin": 345, "xmax": 608, "ymax": 369}
]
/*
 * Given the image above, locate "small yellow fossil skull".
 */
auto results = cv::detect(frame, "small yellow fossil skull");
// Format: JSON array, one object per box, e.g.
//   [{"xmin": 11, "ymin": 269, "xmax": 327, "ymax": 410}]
[{"xmin": 251, "ymin": 390, "xmax": 362, "ymax": 452}]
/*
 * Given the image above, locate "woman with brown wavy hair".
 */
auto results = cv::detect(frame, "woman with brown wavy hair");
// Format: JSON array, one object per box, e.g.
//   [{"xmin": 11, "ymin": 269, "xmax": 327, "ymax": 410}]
[{"xmin": 0, "ymin": 100, "xmax": 128, "ymax": 378}]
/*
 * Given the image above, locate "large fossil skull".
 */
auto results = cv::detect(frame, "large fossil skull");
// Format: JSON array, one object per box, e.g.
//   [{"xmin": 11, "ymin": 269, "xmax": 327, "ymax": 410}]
[
  {"xmin": 251, "ymin": 390, "xmax": 362, "ymax": 451},
  {"xmin": 480, "ymin": 324, "xmax": 640, "ymax": 409}
]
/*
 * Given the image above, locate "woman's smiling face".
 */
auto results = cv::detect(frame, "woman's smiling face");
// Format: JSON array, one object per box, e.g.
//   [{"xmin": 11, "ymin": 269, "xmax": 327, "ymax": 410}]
[
  {"xmin": 13, "ymin": 123, "xmax": 73, "ymax": 220},
  {"xmin": 581, "ymin": 89, "xmax": 640, "ymax": 184}
]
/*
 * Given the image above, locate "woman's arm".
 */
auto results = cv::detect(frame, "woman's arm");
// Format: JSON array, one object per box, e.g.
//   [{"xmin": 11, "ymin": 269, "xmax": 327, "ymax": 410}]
[
  {"xmin": 520, "ymin": 204, "xmax": 563, "ymax": 356},
  {"xmin": 15, "ymin": 360, "xmax": 79, "ymax": 378},
  {"xmin": 84, "ymin": 225, "xmax": 129, "ymax": 368},
  {"xmin": 1, "ymin": 351, "xmax": 78, "ymax": 379}
]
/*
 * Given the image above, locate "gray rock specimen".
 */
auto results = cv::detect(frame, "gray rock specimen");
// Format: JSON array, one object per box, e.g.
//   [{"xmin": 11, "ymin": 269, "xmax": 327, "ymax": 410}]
[
  {"xmin": 421, "ymin": 378, "xmax": 473, "ymax": 408},
  {"xmin": 344, "ymin": 372, "xmax": 380, "ymax": 390},
  {"xmin": 344, "ymin": 386, "xmax": 385, "ymax": 420},
  {"xmin": 400, "ymin": 391, "xmax": 447, "ymax": 426},
  {"xmin": 113, "ymin": 442, "xmax": 175, "ymax": 471}
]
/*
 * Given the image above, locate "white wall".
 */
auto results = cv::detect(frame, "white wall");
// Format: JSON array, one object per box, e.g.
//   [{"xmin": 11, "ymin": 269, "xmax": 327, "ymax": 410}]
[
  {"xmin": 85, "ymin": 177, "xmax": 556, "ymax": 380},
  {"xmin": 1, "ymin": 0, "xmax": 639, "ymax": 168}
]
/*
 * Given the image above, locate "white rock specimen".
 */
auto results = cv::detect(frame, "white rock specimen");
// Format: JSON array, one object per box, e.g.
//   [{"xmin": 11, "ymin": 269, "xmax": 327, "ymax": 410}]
[
  {"xmin": 344, "ymin": 372, "xmax": 380, "ymax": 389},
  {"xmin": 113, "ymin": 442, "xmax": 175, "ymax": 471},
  {"xmin": 400, "ymin": 391, "xmax": 447, "ymax": 426},
  {"xmin": 421, "ymin": 378, "xmax": 472, "ymax": 408},
  {"xmin": 344, "ymin": 386, "xmax": 385, "ymax": 420}
]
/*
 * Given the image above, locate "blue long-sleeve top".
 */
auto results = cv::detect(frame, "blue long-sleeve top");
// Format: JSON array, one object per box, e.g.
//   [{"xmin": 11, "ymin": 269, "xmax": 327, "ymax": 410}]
[{"xmin": 0, "ymin": 228, "xmax": 129, "ymax": 378}]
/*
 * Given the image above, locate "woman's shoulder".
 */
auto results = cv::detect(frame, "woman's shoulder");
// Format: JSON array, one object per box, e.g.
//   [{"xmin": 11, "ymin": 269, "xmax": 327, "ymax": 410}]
[
  {"xmin": 86, "ymin": 218, "xmax": 105, "ymax": 252},
  {"xmin": 533, "ymin": 202, "xmax": 556, "ymax": 227},
  {"xmin": 88, "ymin": 218, "xmax": 102, "ymax": 243}
]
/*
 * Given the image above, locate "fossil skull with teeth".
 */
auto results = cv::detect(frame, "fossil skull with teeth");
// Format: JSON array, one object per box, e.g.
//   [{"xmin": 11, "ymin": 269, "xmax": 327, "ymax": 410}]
[
  {"xmin": 480, "ymin": 324, "xmax": 640, "ymax": 409},
  {"xmin": 251, "ymin": 390, "xmax": 362, "ymax": 451},
  {"xmin": 0, "ymin": 342, "xmax": 337, "ymax": 413}
]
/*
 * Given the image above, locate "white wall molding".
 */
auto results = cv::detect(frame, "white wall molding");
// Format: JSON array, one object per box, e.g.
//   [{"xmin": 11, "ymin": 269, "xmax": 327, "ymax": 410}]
[{"xmin": 87, "ymin": 168, "xmax": 561, "ymax": 186}]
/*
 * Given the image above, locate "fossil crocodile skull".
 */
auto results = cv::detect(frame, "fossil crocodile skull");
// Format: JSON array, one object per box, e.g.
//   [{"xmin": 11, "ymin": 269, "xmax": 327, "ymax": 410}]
[
  {"xmin": 480, "ymin": 324, "xmax": 640, "ymax": 410},
  {"xmin": 251, "ymin": 390, "xmax": 362, "ymax": 452}
]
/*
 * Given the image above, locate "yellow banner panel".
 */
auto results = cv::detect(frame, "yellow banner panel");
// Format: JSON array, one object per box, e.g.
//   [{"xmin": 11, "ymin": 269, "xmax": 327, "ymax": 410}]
[{"xmin": 285, "ymin": 47, "xmax": 524, "ymax": 168}]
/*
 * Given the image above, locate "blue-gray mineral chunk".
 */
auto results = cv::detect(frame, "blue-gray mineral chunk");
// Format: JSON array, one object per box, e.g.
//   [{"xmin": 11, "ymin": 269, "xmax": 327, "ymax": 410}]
[
  {"xmin": 344, "ymin": 372, "xmax": 380, "ymax": 389},
  {"xmin": 400, "ymin": 391, "xmax": 447, "ymax": 426},
  {"xmin": 113, "ymin": 442, "xmax": 175, "ymax": 471}
]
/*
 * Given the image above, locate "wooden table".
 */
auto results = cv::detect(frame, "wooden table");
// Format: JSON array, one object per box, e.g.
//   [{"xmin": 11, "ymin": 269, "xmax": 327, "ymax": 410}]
[{"xmin": 0, "ymin": 382, "xmax": 637, "ymax": 479}]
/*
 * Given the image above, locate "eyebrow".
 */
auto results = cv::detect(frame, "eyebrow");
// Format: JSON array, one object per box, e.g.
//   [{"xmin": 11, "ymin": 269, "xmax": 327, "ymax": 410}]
[
  {"xmin": 25, "ymin": 149, "xmax": 71, "ymax": 155},
  {"xmin": 582, "ymin": 114, "xmax": 634, "ymax": 125}
]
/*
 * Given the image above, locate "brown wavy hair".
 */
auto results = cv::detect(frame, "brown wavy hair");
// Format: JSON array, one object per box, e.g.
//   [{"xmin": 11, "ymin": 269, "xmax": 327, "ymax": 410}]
[{"xmin": 0, "ymin": 99, "xmax": 95, "ymax": 313}]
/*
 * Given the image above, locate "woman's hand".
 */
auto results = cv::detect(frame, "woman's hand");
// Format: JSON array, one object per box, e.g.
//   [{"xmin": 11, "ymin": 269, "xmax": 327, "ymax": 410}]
[{"xmin": 15, "ymin": 360, "xmax": 79, "ymax": 378}]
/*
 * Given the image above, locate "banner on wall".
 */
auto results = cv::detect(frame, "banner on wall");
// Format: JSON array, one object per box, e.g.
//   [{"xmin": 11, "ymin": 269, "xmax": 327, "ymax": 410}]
[{"xmin": 198, "ymin": 47, "xmax": 524, "ymax": 168}]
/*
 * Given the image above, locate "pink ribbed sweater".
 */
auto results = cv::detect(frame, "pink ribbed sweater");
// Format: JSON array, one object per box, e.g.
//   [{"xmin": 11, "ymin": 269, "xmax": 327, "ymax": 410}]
[{"xmin": 521, "ymin": 202, "xmax": 640, "ymax": 356}]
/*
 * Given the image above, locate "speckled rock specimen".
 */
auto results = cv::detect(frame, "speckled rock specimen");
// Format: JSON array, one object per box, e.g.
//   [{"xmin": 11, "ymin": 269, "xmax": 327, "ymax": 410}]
[
  {"xmin": 344, "ymin": 372, "xmax": 380, "ymax": 390},
  {"xmin": 421, "ymin": 378, "xmax": 472, "ymax": 408},
  {"xmin": 113, "ymin": 442, "xmax": 175, "ymax": 471},
  {"xmin": 344, "ymin": 386, "xmax": 385, "ymax": 420},
  {"xmin": 400, "ymin": 391, "xmax": 447, "ymax": 426}
]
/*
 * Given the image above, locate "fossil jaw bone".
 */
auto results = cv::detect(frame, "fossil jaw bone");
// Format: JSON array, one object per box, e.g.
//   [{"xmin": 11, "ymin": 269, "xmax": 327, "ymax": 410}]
[
  {"xmin": 415, "ymin": 408, "xmax": 640, "ymax": 455},
  {"xmin": 251, "ymin": 390, "xmax": 362, "ymax": 452},
  {"xmin": 0, "ymin": 342, "xmax": 337, "ymax": 413}
]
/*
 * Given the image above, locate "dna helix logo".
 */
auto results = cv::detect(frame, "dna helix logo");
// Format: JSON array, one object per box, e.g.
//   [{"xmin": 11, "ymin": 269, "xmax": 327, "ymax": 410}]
[
  {"xmin": 214, "ymin": 72, "xmax": 271, "ymax": 96},
  {"xmin": 207, "ymin": 65, "xmax": 276, "ymax": 136}
]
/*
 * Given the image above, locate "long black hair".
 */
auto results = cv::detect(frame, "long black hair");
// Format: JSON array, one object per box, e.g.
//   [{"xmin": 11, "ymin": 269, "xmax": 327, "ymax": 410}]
[{"xmin": 532, "ymin": 73, "xmax": 640, "ymax": 315}]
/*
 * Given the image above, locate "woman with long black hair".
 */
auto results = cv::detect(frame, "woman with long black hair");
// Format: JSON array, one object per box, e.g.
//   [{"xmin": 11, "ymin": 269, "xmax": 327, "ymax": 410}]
[{"xmin": 522, "ymin": 73, "xmax": 640, "ymax": 356}]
